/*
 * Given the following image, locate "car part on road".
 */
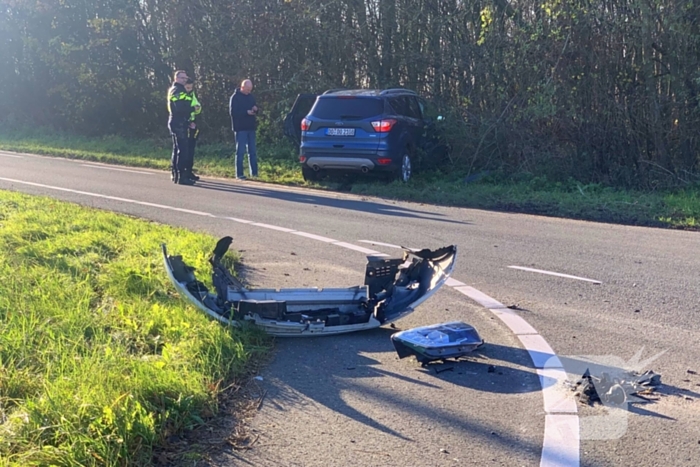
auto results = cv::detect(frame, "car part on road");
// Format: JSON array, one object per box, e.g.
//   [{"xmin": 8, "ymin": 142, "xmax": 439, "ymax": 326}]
[
  {"xmin": 162, "ymin": 236, "xmax": 457, "ymax": 337},
  {"xmin": 391, "ymin": 321, "xmax": 484, "ymax": 365},
  {"xmin": 570, "ymin": 369, "xmax": 663, "ymax": 406}
]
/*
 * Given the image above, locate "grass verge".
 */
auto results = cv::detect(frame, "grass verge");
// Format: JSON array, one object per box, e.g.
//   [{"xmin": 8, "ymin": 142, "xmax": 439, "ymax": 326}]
[
  {"xmin": 1, "ymin": 126, "xmax": 698, "ymax": 229},
  {"xmin": 0, "ymin": 189, "xmax": 271, "ymax": 466}
]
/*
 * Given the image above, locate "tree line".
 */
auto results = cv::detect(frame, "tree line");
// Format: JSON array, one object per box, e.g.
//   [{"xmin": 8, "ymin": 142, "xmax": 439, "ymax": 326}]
[{"xmin": 1, "ymin": 0, "xmax": 698, "ymax": 188}]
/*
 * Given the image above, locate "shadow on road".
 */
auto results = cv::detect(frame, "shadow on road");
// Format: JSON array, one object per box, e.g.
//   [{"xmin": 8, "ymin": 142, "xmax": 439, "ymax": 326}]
[
  {"xmin": 256, "ymin": 327, "xmax": 543, "ymax": 455},
  {"xmin": 192, "ymin": 179, "xmax": 470, "ymax": 226}
]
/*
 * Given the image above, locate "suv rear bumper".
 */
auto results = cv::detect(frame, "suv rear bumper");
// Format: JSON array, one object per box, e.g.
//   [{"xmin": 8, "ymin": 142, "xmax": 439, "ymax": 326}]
[{"xmin": 305, "ymin": 156, "xmax": 380, "ymax": 172}]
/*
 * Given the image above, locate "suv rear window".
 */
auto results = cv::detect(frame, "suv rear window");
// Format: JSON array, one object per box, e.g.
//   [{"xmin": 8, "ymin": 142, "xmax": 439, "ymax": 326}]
[{"xmin": 310, "ymin": 97, "xmax": 384, "ymax": 120}]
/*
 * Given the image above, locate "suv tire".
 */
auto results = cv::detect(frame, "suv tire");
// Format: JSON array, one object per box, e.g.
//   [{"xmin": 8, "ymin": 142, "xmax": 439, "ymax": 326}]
[{"xmin": 398, "ymin": 151, "xmax": 412, "ymax": 183}]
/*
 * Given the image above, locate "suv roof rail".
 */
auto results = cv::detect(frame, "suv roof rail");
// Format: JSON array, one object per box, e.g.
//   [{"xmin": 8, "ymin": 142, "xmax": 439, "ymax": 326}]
[
  {"xmin": 322, "ymin": 88, "xmax": 347, "ymax": 94},
  {"xmin": 380, "ymin": 88, "xmax": 418, "ymax": 96}
]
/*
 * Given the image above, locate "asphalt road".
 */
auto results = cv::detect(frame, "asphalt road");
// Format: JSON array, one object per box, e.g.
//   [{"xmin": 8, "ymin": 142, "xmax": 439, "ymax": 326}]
[{"xmin": 1, "ymin": 150, "xmax": 699, "ymax": 467}]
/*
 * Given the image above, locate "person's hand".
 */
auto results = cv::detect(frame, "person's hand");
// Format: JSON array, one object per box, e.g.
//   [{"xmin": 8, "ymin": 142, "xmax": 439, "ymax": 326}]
[
  {"xmin": 189, "ymin": 122, "xmax": 196, "ymax": 129},
  {"xmin": 247, "ymin": 109, "xmax": 255, "ymax": 115},
  {"xmin": 194, "ymin": 105, "xmax": 201, "ymax": 112},
  {"xmin": 252, "ymin": 105, "xmax": 258, "ymax": 112}
]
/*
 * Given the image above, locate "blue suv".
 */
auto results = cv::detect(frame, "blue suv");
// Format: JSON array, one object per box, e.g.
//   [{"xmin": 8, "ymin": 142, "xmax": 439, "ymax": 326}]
[{"xmin": 284, "ymin": 89, "xmax": 444, "ymax": 182}]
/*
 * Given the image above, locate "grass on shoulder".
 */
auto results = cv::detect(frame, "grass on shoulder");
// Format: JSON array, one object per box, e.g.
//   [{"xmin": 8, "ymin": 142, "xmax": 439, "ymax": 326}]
[
  {"xmin": 1, "ymin": 126, "xmax": 698, "ymax": 229},
  {"xmin": 343, "ymin": 173, "xmax": 700, "ymax": 229},
  {"xmin": 0, "ymin": 190, "xmax": 271, "ymax": 466},
  {"xmin": 0, "ymin": 125, "xmax": 300, "ymax": 184}
]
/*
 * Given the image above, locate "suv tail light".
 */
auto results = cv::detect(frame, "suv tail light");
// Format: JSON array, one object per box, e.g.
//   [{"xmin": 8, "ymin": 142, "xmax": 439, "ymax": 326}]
[
  {"xmin": 371, "ymin": 119, "xmax": 397, "ymax": 133},
  {"xmin": 301, "ymin": 118, "xmax": 311, "ymax": 131}
]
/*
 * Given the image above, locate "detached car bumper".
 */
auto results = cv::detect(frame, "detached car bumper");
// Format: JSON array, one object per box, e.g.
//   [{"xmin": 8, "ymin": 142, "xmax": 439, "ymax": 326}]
[{"xmin": 163, "ymin": 236, "xmax": 457, "ymax": 337}]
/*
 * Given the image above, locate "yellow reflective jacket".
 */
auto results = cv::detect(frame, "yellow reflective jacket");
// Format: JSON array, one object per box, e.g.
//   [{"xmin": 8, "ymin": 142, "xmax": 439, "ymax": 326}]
[{"xmin": 189, "ymin": 92, "xmax": 201, "ymax": 122}]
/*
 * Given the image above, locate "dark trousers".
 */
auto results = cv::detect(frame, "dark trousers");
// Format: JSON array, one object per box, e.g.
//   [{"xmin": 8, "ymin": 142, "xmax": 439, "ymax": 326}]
[
  {"xmin": 170, "ymin": 127, "xmax": 192, "ymax": 179},
  {"xmin": 187, "ymin": 126, "xmax": 199, "ymax": 173}
]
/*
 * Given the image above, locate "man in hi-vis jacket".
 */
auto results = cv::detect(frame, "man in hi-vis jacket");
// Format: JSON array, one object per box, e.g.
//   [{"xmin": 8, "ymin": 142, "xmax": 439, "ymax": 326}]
[{"xmin": 167, "ymin": 70, "xmax": 199, "ymax": 185}]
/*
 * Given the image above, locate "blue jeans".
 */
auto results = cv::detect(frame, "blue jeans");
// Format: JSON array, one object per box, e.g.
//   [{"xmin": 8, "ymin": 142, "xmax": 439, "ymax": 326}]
[{"xmin": 235, "ymin": 130, "xmax": 257, "ymax": 177}]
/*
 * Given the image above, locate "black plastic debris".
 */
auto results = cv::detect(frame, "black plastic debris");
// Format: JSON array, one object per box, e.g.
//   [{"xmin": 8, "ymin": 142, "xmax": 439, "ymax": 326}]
[
  {"xmin": 391, "ymin": 321, "xmax": 484, "ymax": 365},
  {"xmin": 571, "ymin": 369, "xmax": 662, "ymax": 406}
]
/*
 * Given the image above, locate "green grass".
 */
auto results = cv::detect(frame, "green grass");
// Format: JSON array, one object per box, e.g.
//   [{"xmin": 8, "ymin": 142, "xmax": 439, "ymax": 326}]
[
  {"xmin": 0, "ymin": 190, "xmax": 271, "ymax": 466},
  {"xmin": 1, "ymin": 126, "xmax": 698, "ymax": 229}
]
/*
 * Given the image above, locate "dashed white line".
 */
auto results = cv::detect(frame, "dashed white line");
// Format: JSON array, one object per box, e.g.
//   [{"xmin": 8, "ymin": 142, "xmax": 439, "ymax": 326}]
[
  {"xmin": 0, "ymin": 153, "xmax": 24, "ymax": 158},
  {"xmin": 81, "ymin": 164, "xmax": 154, "ymax": 175},
  {"xmin": 509, "ymin": 266, "xmax": 601, "ymax": 284}
]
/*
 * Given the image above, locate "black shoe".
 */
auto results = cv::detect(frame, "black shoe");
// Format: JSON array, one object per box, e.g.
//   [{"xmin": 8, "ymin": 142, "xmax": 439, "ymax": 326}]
[
  {"xmin": 177, "ymin": 177, "xmax": 195, "ymax": 185},
  {"xmin": 189, "ymin": 173, "xmax": 200, "ymax": 181}
]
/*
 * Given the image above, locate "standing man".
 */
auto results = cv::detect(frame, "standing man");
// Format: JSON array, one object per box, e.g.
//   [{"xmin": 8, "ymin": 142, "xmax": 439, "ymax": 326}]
[
  {"xmin": 167, "ymin": 70, "xmax": 198, "ymax": 185},
  {"xmin": 229, "ymin": 79, "xmax": 258, "ymax": 179},
  {"xmin": 184, "ymin": 78, "xmax": 201, "ymax": 181}
]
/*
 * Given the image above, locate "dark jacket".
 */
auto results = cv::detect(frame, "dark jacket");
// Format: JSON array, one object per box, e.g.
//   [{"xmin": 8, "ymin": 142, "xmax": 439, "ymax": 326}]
[
  {"xmin": 168, "ymin": 82, "xmax": 194, "ymax": 130},
  {"xmin": 229, "ymin": 89, "xmax": 257, "ymax": 132}
]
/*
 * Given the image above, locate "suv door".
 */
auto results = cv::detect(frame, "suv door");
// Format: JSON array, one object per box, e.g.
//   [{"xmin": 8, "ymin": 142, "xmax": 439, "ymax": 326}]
[
  {"xmin": 417, "ymin": 98, "xmax": 448, "ymax": 168},
  {"xmin": 284, "ymin": 94, "xmax": 317, "ymax": 147},
  {"xmin": 391, "ymin": 95, "xmax": 424, "ymax": 149}
]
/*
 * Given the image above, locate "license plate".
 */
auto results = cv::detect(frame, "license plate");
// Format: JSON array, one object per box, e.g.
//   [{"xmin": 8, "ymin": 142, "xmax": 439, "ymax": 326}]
[{"xmin": 326, "ymin": 128, "xmax": 355, "ymax": 136}]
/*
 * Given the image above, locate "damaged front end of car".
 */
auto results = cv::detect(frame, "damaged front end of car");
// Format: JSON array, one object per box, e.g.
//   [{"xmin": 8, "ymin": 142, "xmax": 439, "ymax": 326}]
[{"xmin": 162, "ymin": 236, "xmax": 457, "ymax": 337}]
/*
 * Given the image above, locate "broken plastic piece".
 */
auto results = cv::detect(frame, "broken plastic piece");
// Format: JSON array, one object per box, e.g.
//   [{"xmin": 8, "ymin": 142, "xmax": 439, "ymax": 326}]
[
  {"xmin": 572, "ymin": 369, "xmax": 663, "ymax": 406},
  {"xmin": 391, "ymin": 321, "xmax": 484, "ymax": 364}
]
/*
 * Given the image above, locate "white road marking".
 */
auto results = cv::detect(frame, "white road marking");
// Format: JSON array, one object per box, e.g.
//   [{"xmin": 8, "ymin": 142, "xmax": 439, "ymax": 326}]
[
  {"xmin": 81, "ymin": 164, "xmax": 154, "ymax": 175},
  {"xmin": 445, "ymin": 278, "xmax": 466, "ymax": 287},
  {"xmin": 454, "ymin": 285, "xmax": 506, "ymax": 309},
  {"xmin": 518, "ymin": 334, "xmax": 563, "ymax": 369},
  {"xmin": 251, "ymin": 222, "xmax": 296, "ymax": 233},
  {"xmin": 224, "ymin": 216, "xmax": 254, "ymax": 224},
  {"xmin": 357, "ymin": 239, "xmax": 581, "ymax": 466},
  {"xmin": 537, "ymin": 368, "xmax": 579, "ymax": 414},
  {"xmin": 0, "ymin": 177, "xmax": 214, "ymax": 217},
  {"xmin": 541, "ymin": 415, "xmax": 580, "ymax": 467},
  {"xmin": 0, "ymin": 177, "xmax": 581, "ymax": 467},
  {"xmin": 359, "ymin": 239, "xmax": 420, "ymax": 252},
  {"xmin": 332, "ymin": 242, "xmax": 383, "ymax": 255},
  {"xmin": 490, "ymin": 308, "xmax": 539, "ymax": 335},
  {"xmin": 509, "ymin": 266, "xmax": 602, "ymax": 284},
  {"xmin": 291, "ymin": 232, "xmax": 337, "ymax": 243},
  {"xmin": 0, "ymin": 153, "xmax": 24, "ymax": 158},
  {"xmin": 358, "ymin": 239, "xmax": 403, "ymax": 249}
]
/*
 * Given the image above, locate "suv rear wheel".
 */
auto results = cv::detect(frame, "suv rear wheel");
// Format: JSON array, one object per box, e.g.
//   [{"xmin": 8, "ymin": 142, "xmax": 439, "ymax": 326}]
[{"xmin": 398, "ymin": 151, "xmax": 412, "ymax": 183}]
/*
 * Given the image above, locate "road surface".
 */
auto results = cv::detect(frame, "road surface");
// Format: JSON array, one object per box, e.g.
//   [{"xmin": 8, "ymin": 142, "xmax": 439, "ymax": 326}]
[{"xmin": 2, "ymin": 150, "xmax": 699, "ymax": 466}]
